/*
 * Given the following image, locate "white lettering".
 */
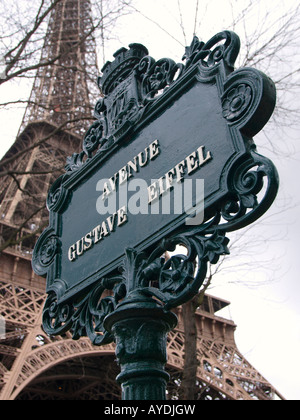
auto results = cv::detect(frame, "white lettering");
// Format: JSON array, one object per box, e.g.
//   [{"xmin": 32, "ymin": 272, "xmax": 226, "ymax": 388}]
[
  {"xmin": 76, "ymin": 238, "xmax": 84, "ymax": 256},
  {"xmin": 84, "ymin": 232, "xmax": 93, "ymax": 251},
  {"xmin": 101, "ymin": 181, "xmax": 111, "ymax": 200},
  {"xmin": 186, "ymin": 151, "xmax": 198, "ymax": 174},
  {"xmin": 175, "ymin": 160, "xmax": 186, "ymax": 182},
  {"xmin": 127, "ymin": 156, "xmax": 138, "ymax": 178},
  {"xmin": 106, "ymin": 213, "xmax": 117, "ymax": 232},
  {"xmin": 92, "ymin": 225, "xmax": 101, "ymax": 243},
  {"xmin": 99, "ymin": 140, "xmax": 161, "ymax": 205},
  {"xmin": 70, "ymin": 140, "xmax": 213, "ymax": 262},
  {"xmin": 149, "ymin": 139, "xmax": 160, "ymax": 160},
  {"xmin": 148, "ymin": 181, "xmax": 159, "ymax": 204},
  {"xmin": 109, "ymin": 173, "xmax": 118, "ymax": 192},
  {"xmin": 68, "ymin": 207, "xmax": 128, "ymax": 262},
  {"xmin": 197, "ymin": 145, "xmax": 212, "ymax": 166},
  {"xmin": 99, "ymin": 221, "xmax": 109, "ymax": 239},
  {"xmin": 138, "ymin": 149, "xmax": 148, "ymax": 167},
  {"xmin": 165, "ymin": 168, "xmax": 176, "ymax": 190},
  {"xmin": 104, "ymin": 404, "xmax": 139, "ymax": 418},
  {"xmin": 119, "ymin": 166, "xmax": 128, "ymax": 185},
  {"xmin": 148, "ymin": 406, "xmax": 156, "ymax": 415},
  {"xmin": 68, "ymin": 244, "xmax": 76, "ymax": 262},
  {"xmin": 117, "ymin": 206, "xmax": 128, "ymax": 227}
]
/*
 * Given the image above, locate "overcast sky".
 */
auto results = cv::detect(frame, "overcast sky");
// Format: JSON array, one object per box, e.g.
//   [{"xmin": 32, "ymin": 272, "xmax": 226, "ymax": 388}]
[{"xmin": 0, "ymin": 0, "xmax": 299, "ymax": 400}]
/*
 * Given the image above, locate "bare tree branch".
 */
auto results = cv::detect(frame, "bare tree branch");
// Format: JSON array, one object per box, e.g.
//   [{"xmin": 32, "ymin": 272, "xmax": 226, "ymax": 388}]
[{"xmin": 1, "ymin": 0, "xmax": 62, "ymax": 82}]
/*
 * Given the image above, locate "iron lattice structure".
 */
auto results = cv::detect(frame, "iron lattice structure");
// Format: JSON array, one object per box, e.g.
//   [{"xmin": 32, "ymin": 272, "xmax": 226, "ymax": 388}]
[
  {"xmin": 20, "ymin": 0, "xmax": 99, "ymax": 136},
  {"xmin": 0, "ymin": 0, "xmax": 284, "ymax": 400},
  {"xmin": 0, "ymin": 0, "xmax": 99, "ymax": 249}
]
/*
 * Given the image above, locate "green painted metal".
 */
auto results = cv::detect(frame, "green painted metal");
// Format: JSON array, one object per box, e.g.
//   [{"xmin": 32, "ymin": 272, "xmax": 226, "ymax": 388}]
[
  {"xmin": 104, "ymin": 290, "xmax": 177, "ymax": 400},
  {"xmin": 32, "ymin": 31, "xmax": 279, "ymax": 400}
]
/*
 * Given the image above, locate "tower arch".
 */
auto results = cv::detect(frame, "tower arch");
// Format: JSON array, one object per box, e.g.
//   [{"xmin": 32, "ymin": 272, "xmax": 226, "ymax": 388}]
[
  {"xmin": 11, "ymin": 338, "xmax": 117, "ymax": 400},
  {"xmin": 8, "ymin": 313, "xmax": 284, "ymax": 401}
]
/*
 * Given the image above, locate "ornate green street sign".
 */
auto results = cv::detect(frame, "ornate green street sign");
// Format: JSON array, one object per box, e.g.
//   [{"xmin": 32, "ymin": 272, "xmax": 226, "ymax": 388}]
[{"xmin": 32, "ymin": 31, "xmax": 279, "ymax": 400}]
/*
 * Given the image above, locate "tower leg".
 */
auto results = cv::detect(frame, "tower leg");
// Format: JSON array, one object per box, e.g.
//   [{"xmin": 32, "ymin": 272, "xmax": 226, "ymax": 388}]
[{"xmin": 104, "ymin": 295, "xmax": 177, "ymax": 400}]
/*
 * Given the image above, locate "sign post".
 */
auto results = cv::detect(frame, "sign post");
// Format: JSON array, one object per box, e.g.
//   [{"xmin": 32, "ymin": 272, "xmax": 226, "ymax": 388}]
[{"xmin": 33, "ymin": 31, "xmax": 279, "ymax": 400}]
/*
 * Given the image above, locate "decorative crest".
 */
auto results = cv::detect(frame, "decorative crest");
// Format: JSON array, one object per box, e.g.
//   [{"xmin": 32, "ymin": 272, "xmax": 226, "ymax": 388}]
[
  {"xmin": 66, "ymin": 31, "xmax": 243, "ymax": 174},
  {"xmin": 100, "ymin": 43, "xmax": 149, "ymax": 95}
]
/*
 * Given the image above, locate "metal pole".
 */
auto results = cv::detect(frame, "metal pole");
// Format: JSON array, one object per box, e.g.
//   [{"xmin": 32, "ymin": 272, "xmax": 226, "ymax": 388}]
[{"xmin": 104, "ymin": 292, "xmax": 177, "ymax": 400}]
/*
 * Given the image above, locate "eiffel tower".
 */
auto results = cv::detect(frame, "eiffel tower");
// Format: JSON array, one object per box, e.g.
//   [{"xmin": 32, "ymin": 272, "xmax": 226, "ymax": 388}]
[{"xmin": 0, "ymin": 0, "xmax": 285, "ymax": 401}]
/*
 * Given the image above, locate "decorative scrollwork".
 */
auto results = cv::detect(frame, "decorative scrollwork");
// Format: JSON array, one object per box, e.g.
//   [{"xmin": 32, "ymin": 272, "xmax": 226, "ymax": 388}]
[
  {"xmin": 222, "ymin": 84, "xmax": 252, "ymax": 122},
  {"xmin": 32, "ymin": 228, "xmax": 60, "ymax": 277},
  {"xmin": 82, "ymin": 120, "xmax": 104, "ymax": 158},
  {"xmin": 143, "ymin": 227, "xmax": 230, "ymax": 310},
  {"xmin": 43, "ymin": 276, "xmax": 123, "ymax": 345},
  {"xmin": 183, "ymin": 30, "xmax": 240, "ymax": 71},
  {"xmin": 39, "ymin": 236, "xmax": 59, "ymax": 266},
  {"xmin": 43, "ymin": 292, "xmax": 74, "ymax": 336},
  {"xmin": 42, "ymin": 225, "xmax": 230, "ymax": 345},
  {"xmin": 42, "ymin": 147, "xmax": 278, "ymax": 344},
  {"xmin": 47, "ymin": 175, "xmax": 69, "ymax": 212},
  {"xmin": 218, "ymin": 149, "xmax": 279, "ymax": 232},
  {"xmin": 71, "ymin": 280, "xmax": 118, "ymax": 346},
  {"xmin": 41, "ymin": 31, "xmax": 278, "ymax": 349},
  {"xmin": 65, "ymin": 151, "xmax": 86, "ymax": 173},
  {"xmin": 138, "ymin": 58, "xmax": 182, "ymax": 103},
  {"xmin": 65, "ymin": 31, "xmax": 241, "ymax": 174},
  {"xmin": 221, "ymin": 67, "xmax": 276, "ymax": 138}
]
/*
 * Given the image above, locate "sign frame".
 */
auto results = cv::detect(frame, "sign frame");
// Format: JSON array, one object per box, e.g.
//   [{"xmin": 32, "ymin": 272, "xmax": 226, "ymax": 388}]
[{"xmin": 32, "ymin": 31, "xmax": 279, "ymax": 345}]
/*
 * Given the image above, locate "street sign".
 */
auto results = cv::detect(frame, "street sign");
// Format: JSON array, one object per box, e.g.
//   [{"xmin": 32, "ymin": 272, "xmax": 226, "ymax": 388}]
[{"xmin": 33, "ymin": 31, "xmax": 279, "ymax": 345}]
